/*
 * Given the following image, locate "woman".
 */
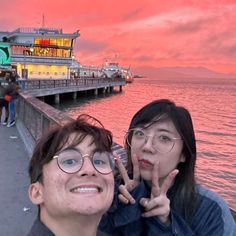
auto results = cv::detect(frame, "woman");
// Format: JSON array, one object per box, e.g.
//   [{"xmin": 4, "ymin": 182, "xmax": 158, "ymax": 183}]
[
  {"xmin": 28, "ymin": 114, "xmax": 115, "ymax": 236},
  {"xmin": 100, "ymin": 99, "xmax": 236, "ymax": 236}
]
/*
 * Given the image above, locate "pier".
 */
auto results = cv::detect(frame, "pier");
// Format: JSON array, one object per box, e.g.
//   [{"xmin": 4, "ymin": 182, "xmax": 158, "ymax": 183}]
[
  {"xmin": 18, "ymin": 77, "xmax": 126, "ymax": 104},
  {"xmin": 16, "ymin": 88, "xmax": 127, "ymax": 159},
  {"xmin": 16, "ymin": 77, "xmax": 127, "ymax": 159}
]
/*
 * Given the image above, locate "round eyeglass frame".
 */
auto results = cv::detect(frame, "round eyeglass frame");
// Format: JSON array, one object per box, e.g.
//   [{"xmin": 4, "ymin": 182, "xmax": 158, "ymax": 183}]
[
  {"xmin": 53, "ymin": 150, "xmax": 115, "ymax": 175},
  {"xmin": 125, "ymin": 128, "xmax": 182, "ymax": 154}
]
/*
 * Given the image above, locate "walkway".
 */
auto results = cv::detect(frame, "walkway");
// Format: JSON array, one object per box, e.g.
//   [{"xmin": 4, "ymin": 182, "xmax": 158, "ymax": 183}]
[{"xmin": 0, "ymin": 123, "xmax": 37, "ymax": 236}]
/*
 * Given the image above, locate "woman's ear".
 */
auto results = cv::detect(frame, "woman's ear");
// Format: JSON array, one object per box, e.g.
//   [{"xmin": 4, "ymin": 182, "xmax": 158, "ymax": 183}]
[
  {"xmin": 180, "ymin": 154, "xmax": 186, "ymax": 163},
  {"xmin": 28, "ymin": 182, "xmax": 44, "ymax": 205}
]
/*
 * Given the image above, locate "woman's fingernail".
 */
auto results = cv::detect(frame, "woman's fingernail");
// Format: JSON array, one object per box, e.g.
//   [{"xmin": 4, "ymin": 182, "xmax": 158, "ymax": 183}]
[
  {"xmin": 131, "ymin": 199, "xmax": 136, "ymax": 204},
  {"xmin": 142, "ymin": 200, "xmax": 148, "ymax": 206}
]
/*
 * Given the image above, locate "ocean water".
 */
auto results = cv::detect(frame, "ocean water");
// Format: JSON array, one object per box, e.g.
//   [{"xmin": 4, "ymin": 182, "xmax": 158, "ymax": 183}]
[{"xmin": 56, "ymin": 77, "xmax": 236, "ymax": 210}]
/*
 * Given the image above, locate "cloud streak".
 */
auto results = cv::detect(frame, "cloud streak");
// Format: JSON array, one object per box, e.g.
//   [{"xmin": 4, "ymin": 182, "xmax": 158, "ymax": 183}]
[{"xmin": 1, "ymin": 0, "xmax": 236, "ymax": 73}]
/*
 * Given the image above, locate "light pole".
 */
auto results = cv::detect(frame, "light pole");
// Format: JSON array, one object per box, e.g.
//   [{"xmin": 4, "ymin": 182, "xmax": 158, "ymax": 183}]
[
  {"xmin": 23, "ymin": 49, "xmax": 26, "ymax": 79},
  {"xmin": 23, "ymin": 47, "xmax": 33, "ymax": 79},
  {"xmin": 28, "ymin": 47, "xmax": 34, "ymax": 78},
  {"xmin": 71, "ymin": 55, "xmax": 75, "ymax": 79}
]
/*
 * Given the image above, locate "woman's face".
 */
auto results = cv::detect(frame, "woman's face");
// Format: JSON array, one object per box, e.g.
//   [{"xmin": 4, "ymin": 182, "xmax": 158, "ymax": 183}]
[
  {"xmin": 130, "ymin": 119, "xmax": 185, "ymax": 184},
  {"xmin": 30, "ymin": 134, "xmax": 114, "ymax": 218}
]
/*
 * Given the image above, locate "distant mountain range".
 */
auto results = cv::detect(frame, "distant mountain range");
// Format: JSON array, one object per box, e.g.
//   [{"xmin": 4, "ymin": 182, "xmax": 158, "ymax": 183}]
[{"xmin": 133, "ymin": 66, "xmax": 236, "ymax": 80}]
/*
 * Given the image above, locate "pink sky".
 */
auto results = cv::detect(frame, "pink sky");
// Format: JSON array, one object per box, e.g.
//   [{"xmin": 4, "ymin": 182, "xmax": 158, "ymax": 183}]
[{"xmin": 1, "ymin": 0, "xmax": 236, "ymax": 74}]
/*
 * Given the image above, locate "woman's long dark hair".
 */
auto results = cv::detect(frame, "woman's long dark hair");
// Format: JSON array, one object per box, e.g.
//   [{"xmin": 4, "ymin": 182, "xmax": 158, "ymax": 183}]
[{"xmin": 125, "ymin": 99, "xmax": 197, "ymax": 221}]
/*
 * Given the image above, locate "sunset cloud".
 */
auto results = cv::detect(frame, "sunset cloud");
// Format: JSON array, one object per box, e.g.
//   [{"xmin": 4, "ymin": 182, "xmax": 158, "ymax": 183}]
[{"xmin": 1, "ymin": 0, "xmax": 236, "ymax": 74}]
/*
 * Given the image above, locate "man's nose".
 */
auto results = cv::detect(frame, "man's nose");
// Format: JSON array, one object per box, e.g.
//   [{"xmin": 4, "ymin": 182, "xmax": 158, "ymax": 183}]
[{"xmin": 78, "ymin": 157, "xmax": 97, "ymax": 176}]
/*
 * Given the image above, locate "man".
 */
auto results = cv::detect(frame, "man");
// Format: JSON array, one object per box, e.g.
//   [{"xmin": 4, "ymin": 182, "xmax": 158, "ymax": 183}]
[{"xmin": 28, "ymin": 115, "xmax": 114, "ymax": 236}]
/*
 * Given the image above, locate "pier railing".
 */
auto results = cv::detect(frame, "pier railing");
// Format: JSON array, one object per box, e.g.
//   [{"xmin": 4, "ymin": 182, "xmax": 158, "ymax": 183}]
[
  {"xmin": 16, "ymin": 91, "xmax": 128, "ymax": 166},
  {"xmin": 18, "ymin": 77, "xmax": 125, "ymax": 90}
]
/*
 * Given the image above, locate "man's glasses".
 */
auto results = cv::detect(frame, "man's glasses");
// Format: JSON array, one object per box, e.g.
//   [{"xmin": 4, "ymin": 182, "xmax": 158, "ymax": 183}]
[
  {"xmin": 126, "ymin": 128, "xmax": 182, "ymax": 153},
  {"xmin": 53, "ymin": 149, "xmax": 115, "ymax": 175}
]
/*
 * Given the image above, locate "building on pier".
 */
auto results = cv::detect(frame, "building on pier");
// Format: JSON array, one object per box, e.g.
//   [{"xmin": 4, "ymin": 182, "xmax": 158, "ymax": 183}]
[{"xmin": 0, "ymin": 27, "xmax": 80, "ymax": 79}]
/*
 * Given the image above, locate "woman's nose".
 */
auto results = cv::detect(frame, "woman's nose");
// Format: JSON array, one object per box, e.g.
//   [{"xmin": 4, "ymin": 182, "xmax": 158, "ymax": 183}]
[{"xmin": 142, "ymin": 135, "xmax": 156, "ymax": 153}]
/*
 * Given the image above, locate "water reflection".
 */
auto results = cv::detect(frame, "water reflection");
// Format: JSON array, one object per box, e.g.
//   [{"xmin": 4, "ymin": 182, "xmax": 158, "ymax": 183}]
[{"xmin": 55, "ymin": 78, "xmax": 236, "ymax": 210}]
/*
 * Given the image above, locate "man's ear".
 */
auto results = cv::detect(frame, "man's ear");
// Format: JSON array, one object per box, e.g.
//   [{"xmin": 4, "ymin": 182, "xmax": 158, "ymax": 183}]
[
  {"xmin": 180, "ymin": 154, "xmax": 186, "ymax": 163},
  {"xmin": 28, "ymin": 182, "xmax": 44, "ymax": 205}
]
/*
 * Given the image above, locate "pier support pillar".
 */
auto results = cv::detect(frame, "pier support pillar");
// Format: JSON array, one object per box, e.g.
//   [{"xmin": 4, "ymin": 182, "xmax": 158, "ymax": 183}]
[
  {"xmin": 119, "ymin": 85, "xmax": 122, "ymax": 92},
  {"xmin": 73, "ymin": 92, "xmax": 77, "ymax": 100},
  {"xmin": 107, "ymin": 87, "xmax": 111, "ymax": 93},
  {"xmin": 103, "ymin": 88, "xmax": 106, "ymax": 94},
  {"xmin": 55, "ymin": 94, "xmax": 60, "ymax": 104},
  {"xmin": 94, "ymin": 89, "xmax": 98, "ymax": 96}
]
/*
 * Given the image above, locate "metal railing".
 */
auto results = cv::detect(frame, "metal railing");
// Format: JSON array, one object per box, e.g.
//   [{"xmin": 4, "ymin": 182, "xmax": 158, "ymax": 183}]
[
  {"xmin": 11, "ymin": 55, "xmax": 72, "ymax": 65},
  {"xmin": 18, "ymin": 77, "xmax": 125, "ymax": 90},
  {"xmin": 17, "ymin": 92, "xmax": 128, "ymax": 165}
]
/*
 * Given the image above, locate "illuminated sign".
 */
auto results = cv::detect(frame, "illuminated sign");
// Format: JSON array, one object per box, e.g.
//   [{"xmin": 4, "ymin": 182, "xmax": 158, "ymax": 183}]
[{"xmin": 0, "ymin": 43, "xmax": 11, "ymax": 65}]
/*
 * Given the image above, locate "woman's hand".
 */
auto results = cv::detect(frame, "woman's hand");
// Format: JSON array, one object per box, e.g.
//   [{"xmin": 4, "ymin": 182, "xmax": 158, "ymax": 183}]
[
  {"xmin": 114, "ymin": 153, "xmax": 140, "ymax": 204},
  {"xmin": 140, "ymin": 161, "xmax": 179, "ymax": 225}
]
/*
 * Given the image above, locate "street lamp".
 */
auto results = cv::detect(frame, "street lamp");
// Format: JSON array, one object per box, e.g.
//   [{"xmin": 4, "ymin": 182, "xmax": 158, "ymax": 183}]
[
  {"xmin": 70, "ymin": 55, "xmax": 75, "ymax": 79},
  {"xmin": 23, "ymin": 49, "xmax": 26, "ymax": 79}
]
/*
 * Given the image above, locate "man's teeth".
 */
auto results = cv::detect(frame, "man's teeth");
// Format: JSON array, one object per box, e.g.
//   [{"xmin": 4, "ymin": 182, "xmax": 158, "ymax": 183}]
[{"xmin": 71, "ymin": 187, "xmax": 99, "ymax": 193}]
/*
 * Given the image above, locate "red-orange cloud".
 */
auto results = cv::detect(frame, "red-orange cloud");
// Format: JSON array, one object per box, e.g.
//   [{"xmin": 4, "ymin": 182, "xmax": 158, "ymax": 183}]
[{"xmin": 1, "ymin": 0, "xmax": 236, "ymax": 75}]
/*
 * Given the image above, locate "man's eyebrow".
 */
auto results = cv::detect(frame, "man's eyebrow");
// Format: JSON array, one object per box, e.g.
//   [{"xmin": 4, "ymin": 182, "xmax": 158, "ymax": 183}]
[
  {"xmin": 59, "ymin": 147, "xmax": 80, "ymax": 152},
  {"xmin": 60, "ymin": 147, "xmax": 101, "ymax": 154}
]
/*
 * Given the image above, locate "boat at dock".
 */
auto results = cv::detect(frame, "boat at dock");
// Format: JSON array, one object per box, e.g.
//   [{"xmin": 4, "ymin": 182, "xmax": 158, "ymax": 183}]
[
  {"xmin": 70, "ymin": 61, "xmax": 134, "ymax": 83},
  {"xmin": 101, "ymin": 62, "xmax": 134, "ymax": 83}
]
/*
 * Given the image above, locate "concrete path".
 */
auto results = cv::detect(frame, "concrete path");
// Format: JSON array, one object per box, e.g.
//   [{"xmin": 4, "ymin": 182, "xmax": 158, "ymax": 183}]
[{"xmin": 0, "ymin": 123, "xmax": 37, "ymax": 236}]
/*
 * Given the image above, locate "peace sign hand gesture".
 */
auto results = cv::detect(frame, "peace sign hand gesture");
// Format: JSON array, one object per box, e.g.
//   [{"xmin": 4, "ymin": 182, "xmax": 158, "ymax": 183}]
[
  {"xmin": 115, "ymin": 153, "xmax": 140, "ymax": 204},
  {"xmin": 140, "ymin": 161, "xmax": 179, "ymax": 225}
]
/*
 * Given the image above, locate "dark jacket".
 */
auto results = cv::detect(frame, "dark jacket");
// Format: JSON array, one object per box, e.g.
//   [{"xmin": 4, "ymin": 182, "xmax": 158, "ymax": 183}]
[
  {"xmin": 0, "ymin": 84, "xmax": 6, "ymax": 98},
  {"xmin": 5, "ymin": 81, "xmax": 20, "ymax": 99},
  {"xmin": 99, "ymin": 179, "xmax": 236, "ymax": 236},
  {"xmin": 28, "ymin": 218, "xmax": 110, "ymax": 236}
]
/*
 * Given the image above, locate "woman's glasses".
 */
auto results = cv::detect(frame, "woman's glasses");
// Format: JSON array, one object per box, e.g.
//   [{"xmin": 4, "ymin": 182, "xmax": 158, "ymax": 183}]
[
  {"xmin": 126, "ymin": 128, "xmax": 182, "ymax": 153},
  {"xmin": 53, "ymin": 149, "xmax": 115, "ymax": 175}
]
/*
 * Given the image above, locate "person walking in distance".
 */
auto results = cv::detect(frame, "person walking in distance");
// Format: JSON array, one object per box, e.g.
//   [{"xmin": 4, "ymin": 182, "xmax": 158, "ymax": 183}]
[
  {"xmin": 0, "ymin": 80, "xmax": 9, "ymax": 125},
  {"xmin": 5, "ymin": 74, "xmax": 20, "ymax": 127}
]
